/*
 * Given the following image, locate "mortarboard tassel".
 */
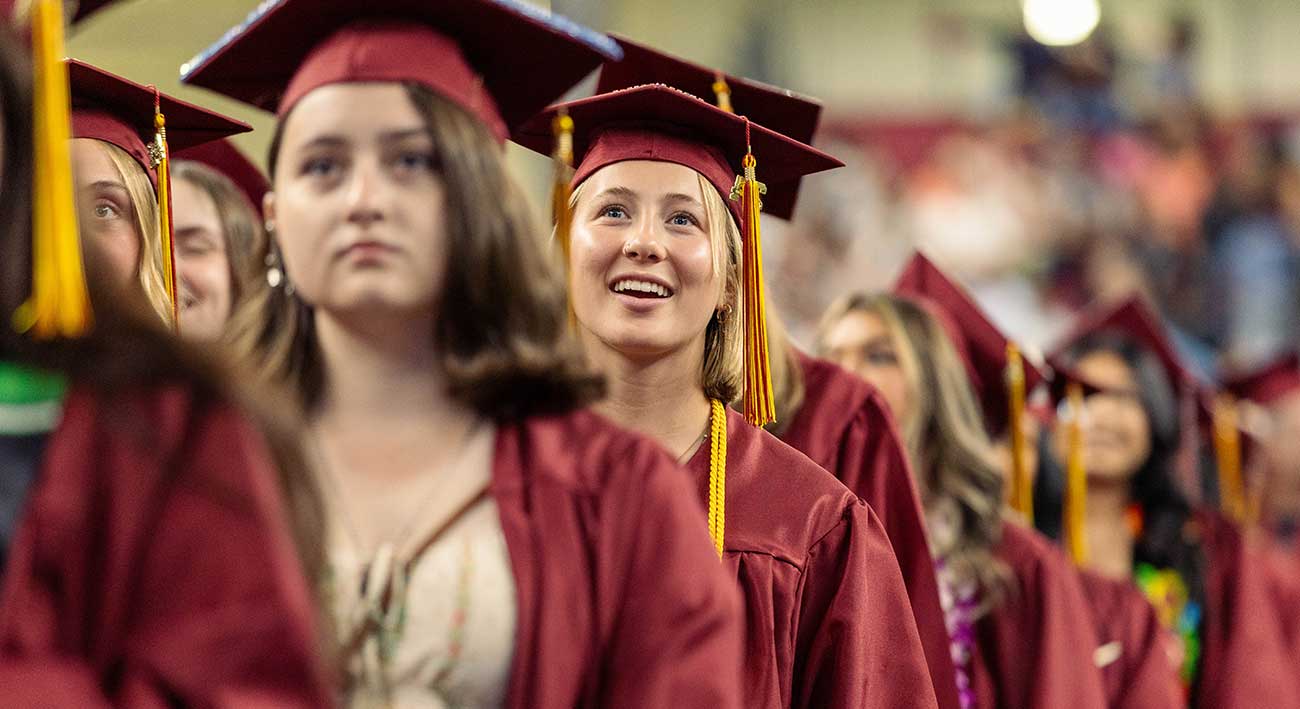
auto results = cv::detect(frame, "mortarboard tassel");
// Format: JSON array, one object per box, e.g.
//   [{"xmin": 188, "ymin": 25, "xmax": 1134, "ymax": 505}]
[
  {"xmin": 1212, "ymin": 394, "xmax": 1246, "ymax": 524},
  {"xmin": 707, "ymin": 398, "xmax": 727, "ymax": 559},
  {"xmin": 12, "ymin": 0, "xmax": 91, "ymax": 339},
  {"xmin": 1065, "ymin": 382, "xmax": 1089, "ymax": 565},
  {"xmin": 551, "ymin": 109, "xmax": 575, "ymax": 325},
  {"xmin": 711, "ymin": 72, "xmax": 733, "ymax": 113},
  {"xmin": 1006, "ymin": 341, "xmax": 1033, "ymax": 524},
  {"xmin": 730, "ymin": 119, "xmax": 775, "ymax": 426},
  {"xmin": 149, "ymin": 89, "xmax": 179, "ymax": 329}
]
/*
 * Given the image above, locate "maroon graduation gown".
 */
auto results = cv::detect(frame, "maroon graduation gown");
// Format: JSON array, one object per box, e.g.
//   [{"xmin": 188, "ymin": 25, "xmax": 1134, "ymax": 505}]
[
  {"xmin": 493, "ymin": 409, "xmax": 745, "ymax": 709},
  {"xmin": 0, "ymin": 385, "xmax": 333, "ymax": 708},
  {"xmin": 1194, "ymin": 510, "xmax": 1300, "ymax": 708},
  {"xmin": 687, "ymin": 406, "xmax": 939, "ymax": 709},
  {"xmin": 1258, "ymin": 541, "xmax": 1300, "ymax": 672},
  {"xmin": 1077, "ymin": 570, "xmax": 1182, "ymax": 709},
  {"xmin": 974, "ymin": 521, "xmax": 1108, "ymax": 709},
  {"xmin": 781, "ymin": 350, "xmax": 961, "ymax": 709}
]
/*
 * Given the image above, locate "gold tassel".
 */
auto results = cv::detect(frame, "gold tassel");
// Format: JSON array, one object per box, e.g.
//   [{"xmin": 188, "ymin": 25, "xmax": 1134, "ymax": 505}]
[
  {"xmin": 730, "ymin": 122, "xmax": 774, "ymax": 427},
  {"xmin": 12, "ymin": 0, "xmax": 91, "ymax": 339},
  {"xmin": 1006, "ymin": 342, "xmax": 1034, "ymax": 524},
  {"xmin": 712, "ymin": 73, "xmax": 734, "ymax": 113},
  {"xmin": 1065, "ymin": 382, "xmax": 1089, "ymax": 565},
  {"xmin": 1213, "ymin": 394, "xmax": 1245, "ymax": 524},
  {"xmin": 550, "ymin": 109, "xmax": 575, "ymax": 326},
  {"xmin": 149, "ymin": 95, "xmax": 179, "ymax": 329},
  {"xmin": 707, "ymin": 398, "xmax": 728, "ymax": 559}
]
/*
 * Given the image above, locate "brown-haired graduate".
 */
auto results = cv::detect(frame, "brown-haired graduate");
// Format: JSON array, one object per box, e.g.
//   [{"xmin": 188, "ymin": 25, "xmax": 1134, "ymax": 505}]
[
  {"xmin": 889, "ymin": 253, "xmax": 1182, "ymax": 709},
  {"xmin": 0, "ymin": 1, "xmax": 331, "ymax": 705},
  {"xmin": 592, "ymin": 38, "xmax": 962, "ymax": 709},
  {"xmin": 1044, "ymin": 295, "xmax": 1300, "ymax": 708},
  {"xmin": 514, "ymin": 62, "xmax": 938, "ymax": 708},
  {"xmin": 181, "ymin": 0, "xmax": 745, "ymax": 707},
  {"xmin": 816, "ymin": 259, "xmax": 1109, "ymax": 709}
]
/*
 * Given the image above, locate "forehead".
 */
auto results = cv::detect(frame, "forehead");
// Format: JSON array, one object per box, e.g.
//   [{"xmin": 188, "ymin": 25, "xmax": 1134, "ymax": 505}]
[
  {"xmin": 280, "ymin": 83, "xmax": 428, "ymax": 145},
  {"xmin": 1075, "ymin": 348, "xmax": 1137, "ymax": 389},
  {"xmin": 582, "ymin": 159, "xmax": 707, "ymax": 199},
  {"xmin": 70, "ymin": 138, "xmax": 123, "ymax": 183},
  {"xmin": 824, "ymin": 309, "xmax": 889, "ymax": 348},
  {"xmin": 172, "ymin": 177, "xmax": 221, "ymax": 224}
]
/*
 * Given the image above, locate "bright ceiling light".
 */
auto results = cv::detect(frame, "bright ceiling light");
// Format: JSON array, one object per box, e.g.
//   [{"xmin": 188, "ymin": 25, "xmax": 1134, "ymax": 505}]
[{"xmin": 1022, "ymin": 0, "xmax": 1101, "ymax": 47}]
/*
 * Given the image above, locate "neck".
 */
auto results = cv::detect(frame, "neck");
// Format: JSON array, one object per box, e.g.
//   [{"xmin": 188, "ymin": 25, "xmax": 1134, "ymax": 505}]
[
  {"xmin": 312, "ymin": 308, "xmax": 464, "ymax": 429},
  {"xmin": 1083, "ymin": 476, "xmax": 1136, "ymax": 579},
  {"xmin": 584, "ymin": 330, "xmax": 713, "ymax": 461}
]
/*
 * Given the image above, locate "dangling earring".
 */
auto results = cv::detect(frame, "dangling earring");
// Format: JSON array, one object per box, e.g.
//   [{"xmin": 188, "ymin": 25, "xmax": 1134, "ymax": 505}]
[
  {"xmin": 715, "ymin": 303, "xmax": 732, "ymax": 323},
  {"xmin": 264, "ymin": 221, "xmax": 293, "ymax": 296}
]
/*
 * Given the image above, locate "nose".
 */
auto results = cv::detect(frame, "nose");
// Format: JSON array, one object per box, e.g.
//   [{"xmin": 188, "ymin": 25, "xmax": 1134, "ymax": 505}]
[
  {"xmin": 345, "ymin": 156, "xmax": 385, "ymax": 228},
  {"xmin": 621, "ymin": 221, "xmax": 667, "ymax": 263}
]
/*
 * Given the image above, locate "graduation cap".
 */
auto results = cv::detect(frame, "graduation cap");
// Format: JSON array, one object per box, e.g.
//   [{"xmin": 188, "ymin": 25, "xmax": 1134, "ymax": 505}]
[
  {"xmin": 1223, "ymin": 352, "xmax": 1300, "ymax": 408},
  {"xmin": 179, "ymin": 0, "xmax": 621, "ymax": 143},
  {"xmin": 65, "ymin": 59, "xmax": 250, "ymax": 326},
  {"xmin": 515, "ymin": 84, "xmax": 842, "ymax": 426},
  {"xmin": 890, "ymin": 251, "xmax": 1045, "ymax": 523},
  {"xmin": 594, "ymin": 34, "xmax": 823, "ymax": 220},
  {"xmin": 174, "ymin": 139, "xmax": 270, "ymax": 216}
]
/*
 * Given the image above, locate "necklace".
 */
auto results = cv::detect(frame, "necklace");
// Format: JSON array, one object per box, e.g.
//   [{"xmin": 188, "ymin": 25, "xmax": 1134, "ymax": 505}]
[{"xmin": 706, "ymin": 399, "xmax": 728, "ymax": 559}]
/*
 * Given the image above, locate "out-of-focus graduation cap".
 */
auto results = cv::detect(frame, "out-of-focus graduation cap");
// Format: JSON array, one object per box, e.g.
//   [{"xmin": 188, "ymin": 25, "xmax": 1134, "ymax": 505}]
[
  {"xmin": 174, "ymin": 139, "xmax": 269, "ymax": 215},
  {"xmin": 1223, "ymin": 352, "xmax": 1300, "ymax": 408}
]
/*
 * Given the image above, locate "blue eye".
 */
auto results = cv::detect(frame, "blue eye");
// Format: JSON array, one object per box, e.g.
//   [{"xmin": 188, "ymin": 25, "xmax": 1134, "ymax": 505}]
[
  {"xmin": 302, "ymin": 157, "xmax": 339, "ymax": 177},
  {"xmin": 669, "ymin": 212, "xmax": 699, "ymax": 228},
  {"xmin": 92, "ymin": 202, "xmax": 120, "ymax": 219},
  {"xmin": 395, "ymin": 151, "xmax": 437, "ymax": 172},
  {"xmin": 600, "ymin": 205, "xmax": 628, "ymax": 219}
]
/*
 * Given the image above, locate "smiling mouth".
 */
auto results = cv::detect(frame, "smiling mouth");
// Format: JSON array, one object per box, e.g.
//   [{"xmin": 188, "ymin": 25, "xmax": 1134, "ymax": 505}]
[{"xmin": 610, "ymin": 278, "xmax": 674, "ymax": 299}]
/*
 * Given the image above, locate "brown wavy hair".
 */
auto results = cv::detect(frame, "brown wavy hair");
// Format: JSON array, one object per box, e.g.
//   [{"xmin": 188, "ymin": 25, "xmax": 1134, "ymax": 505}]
[
  {"xmin": 172, "ymin": 159, "xmax": 267, "ymax": 312},
  {"xmin": 229, "ymin": 83, "xmax": 603, "ymax": 420},
  {"xmin": 819, "ymin": 293, "xmax": 1007, "ymax": 611}
]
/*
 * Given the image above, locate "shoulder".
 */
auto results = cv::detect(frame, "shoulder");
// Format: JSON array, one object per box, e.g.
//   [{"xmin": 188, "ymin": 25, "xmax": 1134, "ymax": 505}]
[
  {"xmin": 996, "ymin": 519, "xmax": 1082, "ymax": 593},
  {"xmin": 495, "ymin": 408, "xmax": 684, "ymax": 497},
  {"xmin": 723, "ymin": 407, "xmax": 867, "ymax": 563},
  {"xmin": 784, "ymin": 351, "xmax": 899, "ymax": 458}
]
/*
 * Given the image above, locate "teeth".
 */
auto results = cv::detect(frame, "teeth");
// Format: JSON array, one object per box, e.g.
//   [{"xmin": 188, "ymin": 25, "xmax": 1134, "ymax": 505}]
[{"xmin": 613, "ymin": 279, "xmax": 670, "ymax": 297}]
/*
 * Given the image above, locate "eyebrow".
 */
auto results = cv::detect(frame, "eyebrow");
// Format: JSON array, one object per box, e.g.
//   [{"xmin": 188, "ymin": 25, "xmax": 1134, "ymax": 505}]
[
  {"xmin": 592, "ymin": 185, "xmax": 638, "ymax": 202},
  {"xmin": 85, "ymin": 179, "xmax": 128, "ymax": 194},
  {"xmin": 297, "ymin": 128, "xmax": 430, "ymax": 151},
  {"xmin": 379, "ymin": 128, "xmax": 432, "ymax": 142},
  {"xmin": 663, "ymin": 192, "xmax": 703, "ymax": 207}
]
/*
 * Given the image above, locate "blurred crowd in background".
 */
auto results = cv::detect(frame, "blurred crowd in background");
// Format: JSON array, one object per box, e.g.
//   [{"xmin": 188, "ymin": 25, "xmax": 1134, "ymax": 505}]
[{"xmin": 763, "ymin": 15, "xmax": 1300, "ymax": 377}]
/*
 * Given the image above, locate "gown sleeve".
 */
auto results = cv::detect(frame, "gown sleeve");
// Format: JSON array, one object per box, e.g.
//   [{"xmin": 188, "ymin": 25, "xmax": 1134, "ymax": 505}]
[
  {"xmin": 793, "ymin": 499, "xmax": 940, "ymax": 709},
  {"xmin": 595, "ymin": 436, "xmax": 746, "ymax": 709},
  {"xmin": 0, "ymin": 389, "xmax": 335, "ymax": 709}
]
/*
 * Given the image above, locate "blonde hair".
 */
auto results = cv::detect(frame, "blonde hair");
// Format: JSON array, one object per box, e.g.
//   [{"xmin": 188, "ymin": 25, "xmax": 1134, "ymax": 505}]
[
  {"xmin": 819, "ymin": 293, "xmax": 1007, "ymax": 611},
  {"xmin": 96, "ymin": 141, "xmax": 171, "ymax": 327},
  {"xmin": 569, "ymin": 170, "xmax": 744, "ymax": 403}
]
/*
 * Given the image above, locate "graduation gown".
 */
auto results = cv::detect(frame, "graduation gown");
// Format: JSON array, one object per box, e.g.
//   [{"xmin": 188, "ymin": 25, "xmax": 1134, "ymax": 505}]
[
  {"xmin": 781, "ymin": 350, "xmax": 961, "ymax": 709},
  {"xmin": 687, "ymin": 406, "xmax": 939, "ymax": 709},
  {"xmin": 1257, "ymin": 541, "xmax": 1300, "ymax": 671},
  {"xmin": 0, "ymin": 384, "xmax": 334, "ymax": 708},
  {"xmin": 974, "ymin": 521, "xmax": 1109, "ymax": 709},
  {"xmin": 492, "ymin": 409, "xmax": 745, "ymax": 709},
  {"xmin": 1078, "ymin": 570, "xmax": 1183, "ymax": 709},
  {"xmin": 1194, "ymin": 509, "xmax": 1300, "ymax": 708}
]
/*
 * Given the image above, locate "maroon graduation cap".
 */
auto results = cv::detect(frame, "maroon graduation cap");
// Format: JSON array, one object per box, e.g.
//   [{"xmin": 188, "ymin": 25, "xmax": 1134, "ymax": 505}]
[
  {"xmin": 891, "ymin": 251, "xmax": 1046, "ymax": 437},
  {"xmin": 593, "ymin": 34, "xmax": 824, "ymax": 220},
  {"xmin": 174, "ymin": 139, "xmax": 269, "ymax": 215},
  {"xmin": 179, "ymin": 0, "xmax": 621, "ymax": 143},
  {"xmin": 69, "ymin": 59, "xmax": 251, "ymax": 189},
  {"xmin": 1223, "ymin": 353, "xmax": 1300, "ymax": 408}
]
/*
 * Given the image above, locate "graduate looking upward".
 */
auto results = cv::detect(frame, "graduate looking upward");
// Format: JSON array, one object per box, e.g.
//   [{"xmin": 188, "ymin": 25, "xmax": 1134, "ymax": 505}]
[
  {"xmin": 592, "ymin": 37, "xmax": 961, "ymax": 709},
  {"xmin": 516, "ymin": 78, "xmax": 938, "ymax": 707},
  {"xmin": 183, "ymin": 0, "xmax": 745, "ymax": 706}
]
